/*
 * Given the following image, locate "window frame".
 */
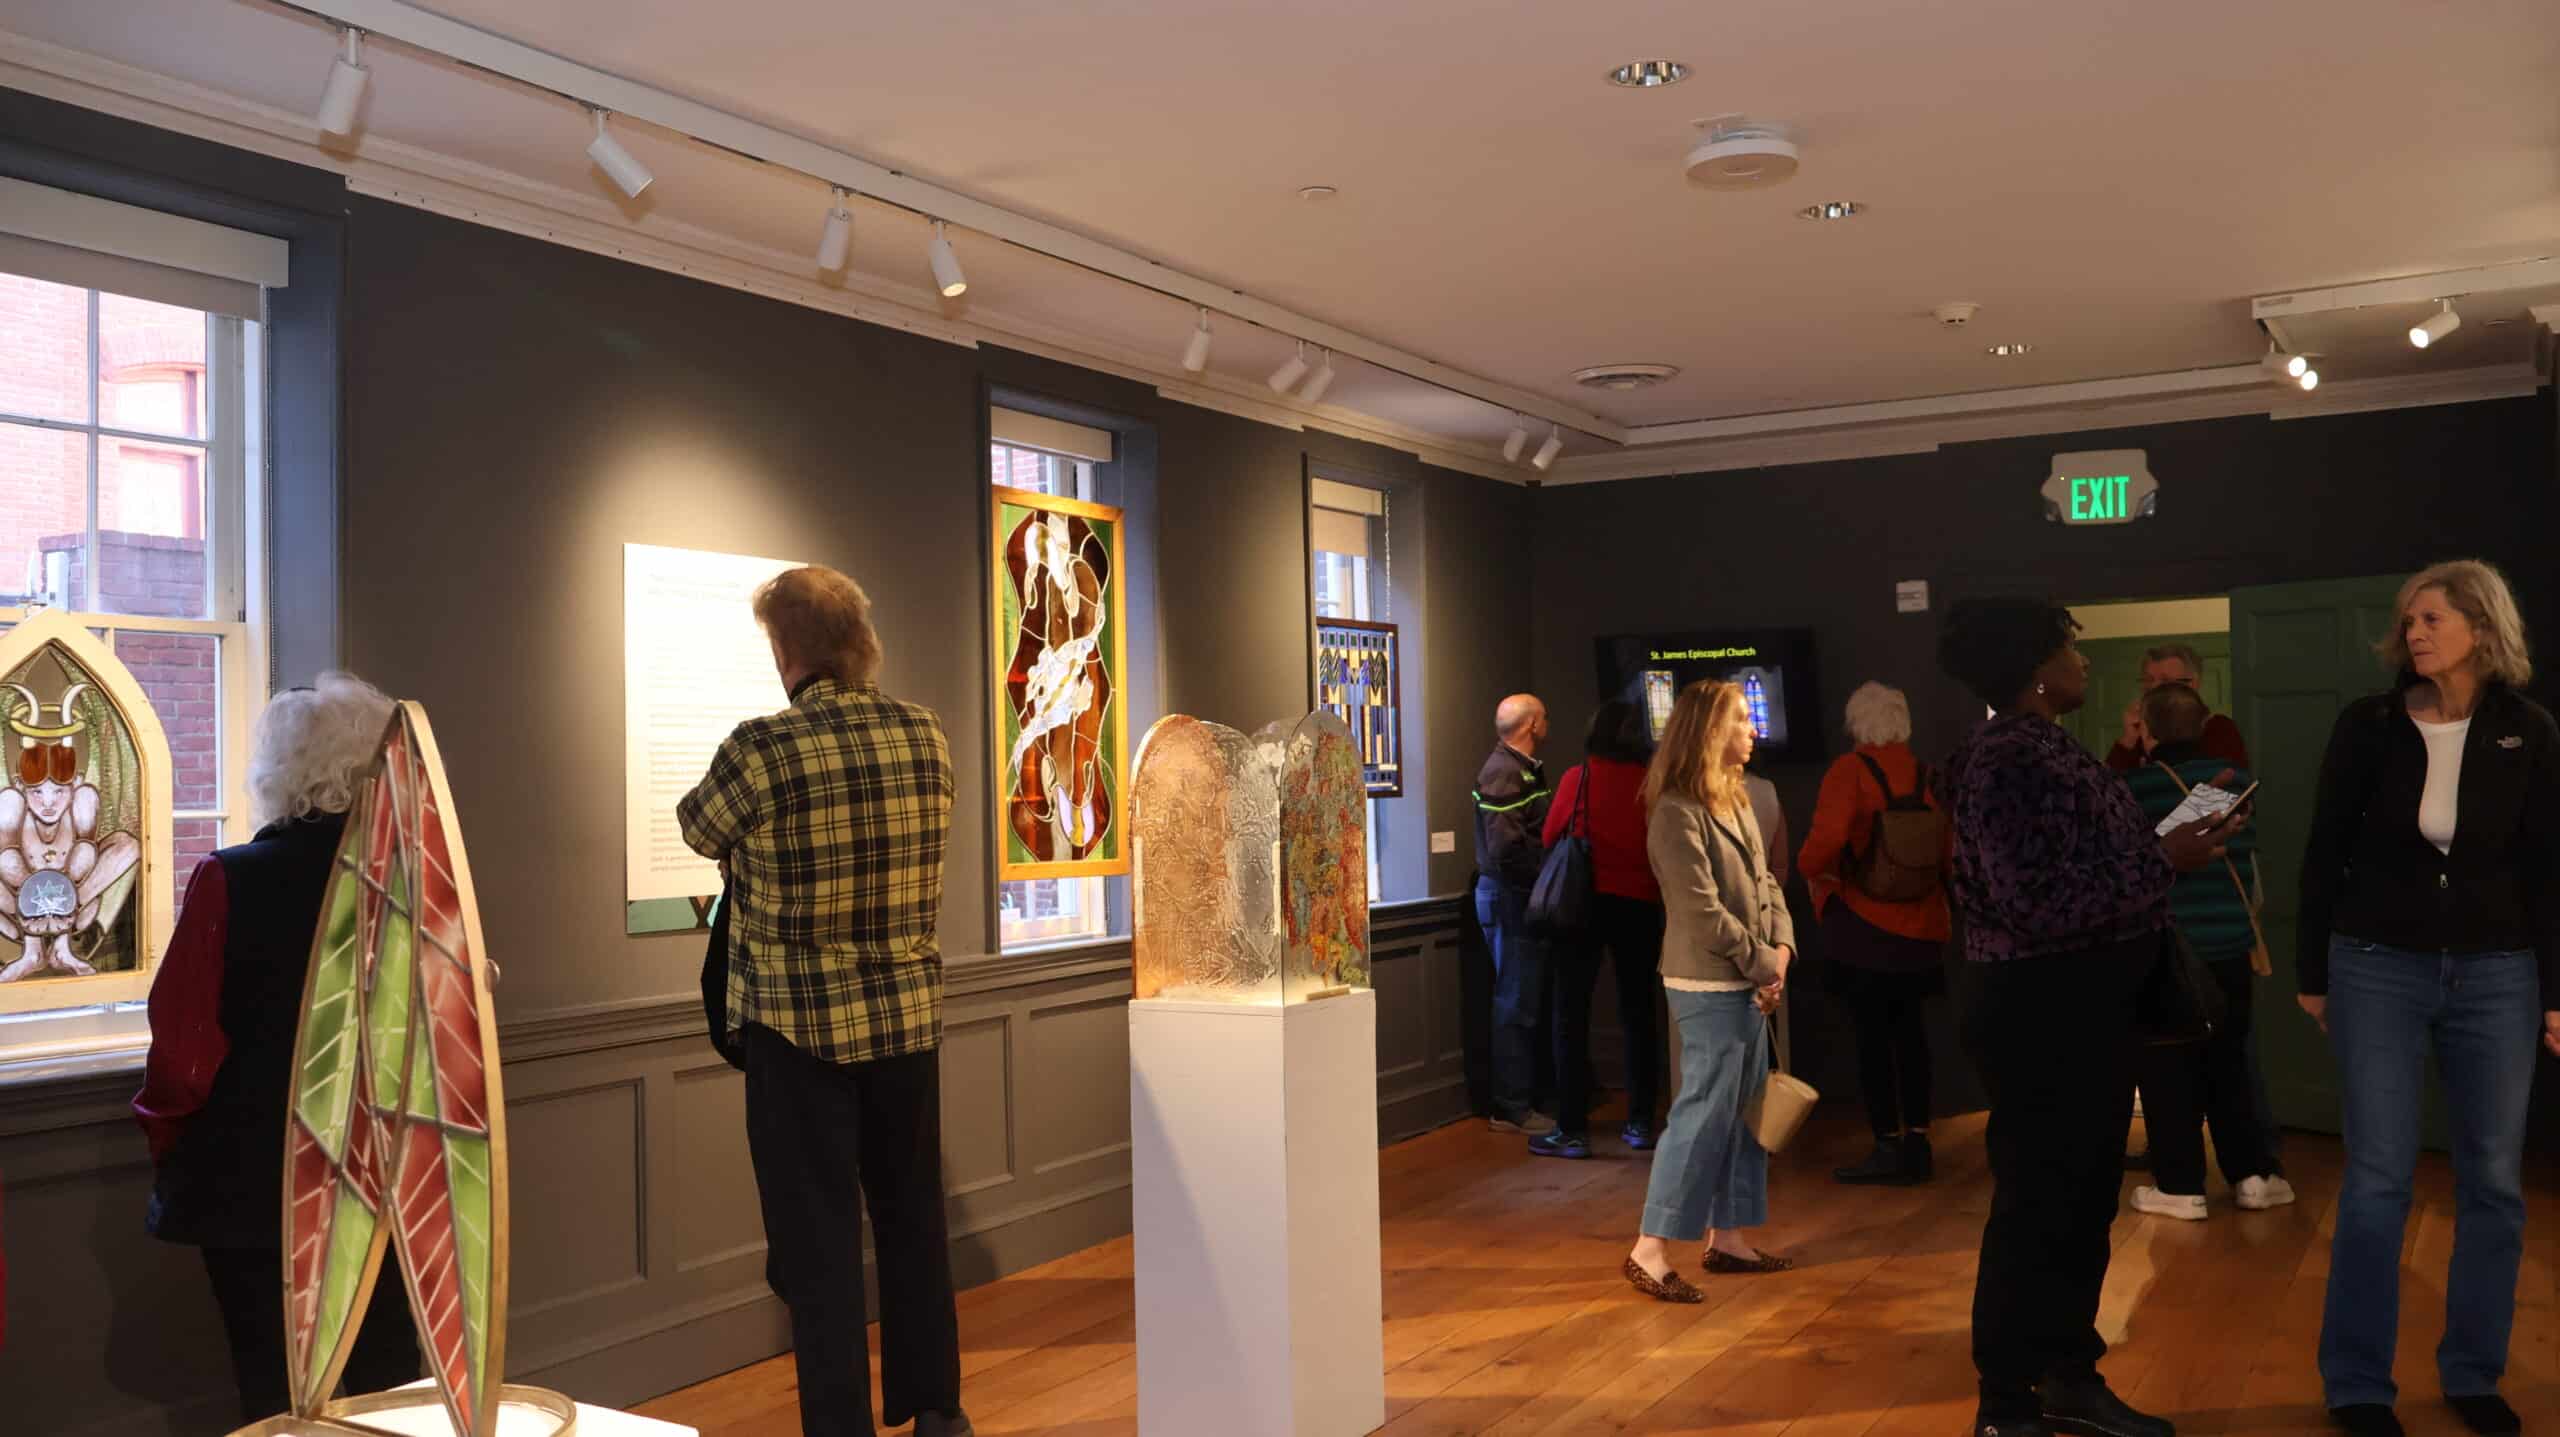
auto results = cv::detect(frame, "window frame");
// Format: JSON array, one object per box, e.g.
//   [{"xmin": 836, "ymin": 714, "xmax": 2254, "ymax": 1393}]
[
  {"xmin": 1307, "ymin": 478, "xmax": 1390, "ymax": 906},
  {"xmin": 0, "ymin": 282, "xmax": 264, "ymax": 1044}
]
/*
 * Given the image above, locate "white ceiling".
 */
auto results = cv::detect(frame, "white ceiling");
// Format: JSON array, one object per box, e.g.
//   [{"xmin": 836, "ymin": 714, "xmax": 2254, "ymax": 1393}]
[{"xmin": 3, "ymin": 0, "xmax": 2556, "ymax": 473}]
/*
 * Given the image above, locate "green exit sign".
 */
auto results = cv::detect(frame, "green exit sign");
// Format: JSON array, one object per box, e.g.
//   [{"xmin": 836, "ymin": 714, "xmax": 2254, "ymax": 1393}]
[{"xmin": 2041, "ymin": 449, "xmax": 2158, "ymax": 526}]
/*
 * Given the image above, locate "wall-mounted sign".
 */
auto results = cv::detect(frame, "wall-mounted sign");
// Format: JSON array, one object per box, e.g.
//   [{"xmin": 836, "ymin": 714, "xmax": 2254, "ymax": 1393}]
[
  {"xmin": 1894, "ymin": 579, "xmax": 1930, "ymax": 613},
  {"xmin": 2042, "ymin": 449, "xmax": 2158, "ymax": 525}
]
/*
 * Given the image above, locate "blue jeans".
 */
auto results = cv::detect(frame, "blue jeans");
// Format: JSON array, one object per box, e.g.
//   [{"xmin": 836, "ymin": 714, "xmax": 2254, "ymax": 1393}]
[
  {"xmin": 1640, "ymin": 987, "xmax": 1768, "ymax": 1240},
  {"xmin": 1474, "ymin": 876, "xmax": 1551, "ymax": 1122},
  {"xmin": 2320, "ymin": 940, "xmax": 2541, "ymax": 1408}
]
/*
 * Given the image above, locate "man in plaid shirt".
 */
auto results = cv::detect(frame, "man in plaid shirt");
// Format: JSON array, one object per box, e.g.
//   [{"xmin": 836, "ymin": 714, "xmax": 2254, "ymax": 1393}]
[{"xmin": 679, "ymin": 565, "xmax": 969, "ymax": 1437}]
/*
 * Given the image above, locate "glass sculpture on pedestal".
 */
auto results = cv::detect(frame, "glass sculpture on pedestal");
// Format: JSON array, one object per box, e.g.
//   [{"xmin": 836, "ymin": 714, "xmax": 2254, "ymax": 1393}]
[
  {"xmin": 236, "ymin": 703, "xmax": 571, "ymax": 1437},
  {"xmin": 1130, "ymin": 710, "xmax": 1368, "ymax": 1003}
]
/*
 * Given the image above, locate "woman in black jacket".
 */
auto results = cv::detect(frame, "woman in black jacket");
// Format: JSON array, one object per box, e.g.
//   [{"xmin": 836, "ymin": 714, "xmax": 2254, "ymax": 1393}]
[{"xmin": 2297, "ymin": 560, "xmax": 2560, "ymax": 1437}]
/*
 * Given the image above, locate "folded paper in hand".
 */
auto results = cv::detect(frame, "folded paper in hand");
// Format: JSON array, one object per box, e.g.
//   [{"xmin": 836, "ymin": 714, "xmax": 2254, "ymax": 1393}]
[{"xmin": 2155, "ymin": 782, "xmax": 2244, "ymax": 836}]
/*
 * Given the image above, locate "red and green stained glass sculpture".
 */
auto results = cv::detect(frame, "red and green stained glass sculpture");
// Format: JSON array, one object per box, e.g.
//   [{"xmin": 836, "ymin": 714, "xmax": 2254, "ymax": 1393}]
[{"xmin": 238, "ymin": 703, "xmax": 571, "ymax": 1437}]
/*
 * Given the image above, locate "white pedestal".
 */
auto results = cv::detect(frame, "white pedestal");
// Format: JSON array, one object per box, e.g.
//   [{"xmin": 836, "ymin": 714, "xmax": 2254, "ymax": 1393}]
[
  {"xmin": 1130, "ymin": 989, "xmax": 1385, "ymax": 1437},
  {"xmin": 246, "ymin": 1383, "xmax": 697, "ymax": 1436}
]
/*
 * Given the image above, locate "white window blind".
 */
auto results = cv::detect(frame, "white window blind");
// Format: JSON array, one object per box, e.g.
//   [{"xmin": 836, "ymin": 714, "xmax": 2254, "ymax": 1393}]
[
  {"xmin": 990, "ymin": 406, "xmax": 1114, "ymax": 464},
  {"xmin": 0, "ymin": 178, "xmax": 286, "ymax": 321},
  {"xmin": 1310, "ymin": 506, "xmax": 1370, "ymax": 558}
]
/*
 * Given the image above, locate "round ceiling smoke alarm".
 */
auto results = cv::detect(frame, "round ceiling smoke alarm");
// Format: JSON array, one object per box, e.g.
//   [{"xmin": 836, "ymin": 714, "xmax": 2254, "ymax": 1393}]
[
  {"xmin": 1573, "ymin": 364, "xmax": 1681, "ymax": 390},
  {"xmin": 1685, "ymin": 117, "xmax": 1801, "ymax": 190}
]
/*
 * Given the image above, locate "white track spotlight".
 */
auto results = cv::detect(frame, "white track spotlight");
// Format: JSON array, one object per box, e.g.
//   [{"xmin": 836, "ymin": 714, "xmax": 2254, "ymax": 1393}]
[
  {"xmin": 2297, "ymin": 366, "xmax": 2319, "ymax": 392},
  {"xmin": 1501, "ymin": 416, "xmax": 1530, "ymax": 464},
  {"xmin": 1267, "ymin": 341, "xmax": 1310, "ymax": 393},
  {"xmin": 1180, "ymin": 309, "xmax": 1213, "ymax": 373},
  {"xmin": 1297, "ymin": 349, "xmax": 1337, "ymax": 404},
  {"xmin": 587, "ymin": 111, "xmax": 654, "ymax": 198},
  {"xmin": 2409, "ymin": 300, "xmax": 2460, "ymax": 349},
  {"xmin": 315, "ymin": 28, "xmax": 368, "ymax": 137},
  {"xmin": 927, "ymin": 221, "xmax": 967, "ymax": 298},
  {"xmin": 1531, "ymin": 425, "xmax": 1564, "ymax": 472},
  {"xmin": 2260, "ymin": 347, "xmax": 2309, "ymax": 381},
  {"xmin": 815, "ymin": 189, "xmax": 854, "ymax": 271}
]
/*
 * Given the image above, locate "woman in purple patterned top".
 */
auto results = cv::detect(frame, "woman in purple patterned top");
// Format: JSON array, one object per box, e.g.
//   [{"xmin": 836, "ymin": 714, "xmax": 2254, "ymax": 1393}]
[{"xmin": 1936, "ymin": 597, "xmax": 2243, "ymax": 1437}]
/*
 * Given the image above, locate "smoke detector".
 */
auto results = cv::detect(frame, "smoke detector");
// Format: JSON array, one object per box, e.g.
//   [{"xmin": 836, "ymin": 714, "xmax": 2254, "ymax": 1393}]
[
  {"xmin": 1573, "ymin": 363, "xmax": 1681, "ymax": 390},
  {"xmin": 1685, "ymin": 116, "xmax": 1801, "ymax": 190},
  {"xmin": 1933, "ymin": 301, "xmax": 1981, "ymax": 327}
]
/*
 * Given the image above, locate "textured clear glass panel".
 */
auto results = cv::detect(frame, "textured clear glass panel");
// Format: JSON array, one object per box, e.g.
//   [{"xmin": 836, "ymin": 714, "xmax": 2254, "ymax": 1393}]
[
  {"xmin": 1269, "ymin": 711, "xmax": 1370, "ymax": 1000},
  {"xmin": 0, "ymin": 421, "xmax": 89, "ymax": 609},
  {"xmin": 97, "ymin": 293, "xmax": 206, "ymax": 439},
  {"xmin": 0, "ymin": 274, "xmax": 89, "ymax": 422},
  {"xmin": 1130, "ymin": 715, "xmax": 1279, "ymax": 1002},
  {"xmin": 0, "ymin": 640, "xmax": 147, "ymax": 985}
]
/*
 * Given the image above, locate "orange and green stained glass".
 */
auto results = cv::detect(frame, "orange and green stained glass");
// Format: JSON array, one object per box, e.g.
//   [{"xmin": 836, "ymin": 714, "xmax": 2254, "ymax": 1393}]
[{"xmin": 283, "ymin": 706, "xmax": 504, "ymax": 1437}]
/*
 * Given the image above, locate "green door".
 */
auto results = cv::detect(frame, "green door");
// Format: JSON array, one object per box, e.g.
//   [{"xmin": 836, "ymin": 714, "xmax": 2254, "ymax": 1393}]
[
  {"xmin": 2231, "ymin": 574, "xmax": 2415, "ymax": 1138},
  {"xmin": 2064, "ymin": 631, "xmax": 2233, "ymax": 762}
]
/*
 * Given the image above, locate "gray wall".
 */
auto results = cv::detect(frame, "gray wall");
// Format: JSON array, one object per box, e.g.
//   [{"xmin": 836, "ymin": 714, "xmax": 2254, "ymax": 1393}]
[{"xmin": 0, "ymin": 94, "xmax": 1522, "ymax": 1437}]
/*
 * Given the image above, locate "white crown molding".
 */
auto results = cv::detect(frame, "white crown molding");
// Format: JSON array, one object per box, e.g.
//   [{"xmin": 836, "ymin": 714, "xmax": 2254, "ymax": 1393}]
[
  {"xmin": 1545, "ymin": 362, "xmax": 2547, "ymax": 485},
  {"xmin": 1620, "ymin": 364, "xmax": 2268, "ymax": 446}
]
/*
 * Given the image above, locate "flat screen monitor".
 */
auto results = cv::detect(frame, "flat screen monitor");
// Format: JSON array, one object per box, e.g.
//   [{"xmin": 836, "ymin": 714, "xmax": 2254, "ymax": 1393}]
[{"xmin": 1594, "ymin": 629, "xmax": 1823, "ymax": 763}]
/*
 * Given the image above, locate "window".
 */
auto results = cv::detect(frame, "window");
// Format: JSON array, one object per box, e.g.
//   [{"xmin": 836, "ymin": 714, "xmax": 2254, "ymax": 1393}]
[
  {"xmin": 1309, "ymin": 479, "xmax": 1387, "ymax": 904},
  {"xmin": 0, "ymin": 271, "xmax": 262, "ymax": 1030},
  {"xmin": 991, "ymin": 438, "xmax": 1115, "ymax": 950}
]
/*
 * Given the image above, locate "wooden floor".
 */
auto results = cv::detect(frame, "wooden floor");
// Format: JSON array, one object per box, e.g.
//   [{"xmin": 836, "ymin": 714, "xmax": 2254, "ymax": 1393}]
[{"xmin": 634, "ymin": 1108, "xmax": 2560, "ymax": 1436}]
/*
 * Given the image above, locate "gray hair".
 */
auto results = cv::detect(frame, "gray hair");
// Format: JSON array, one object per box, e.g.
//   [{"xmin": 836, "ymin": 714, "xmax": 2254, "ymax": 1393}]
[
  {"xmin": 247, "ymin": 672, "xmax": 396, "ymax": 829},
  {"xmin": 1843, "ymin": 681, "xmax": 1912, "ymax": 746}
]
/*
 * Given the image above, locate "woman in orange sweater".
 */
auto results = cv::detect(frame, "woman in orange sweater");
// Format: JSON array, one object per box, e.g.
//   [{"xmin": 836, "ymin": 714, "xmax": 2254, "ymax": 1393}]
[{"xmin": 1797, "ymin": 682, "xmax": 1954, "ymax": 1185}]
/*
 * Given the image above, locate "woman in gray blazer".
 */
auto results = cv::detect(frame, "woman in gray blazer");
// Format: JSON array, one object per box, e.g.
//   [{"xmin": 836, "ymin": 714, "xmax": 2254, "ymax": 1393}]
[{"xmin": 1623, "ymin": 679, "xmax": 1796, "ymax": 1303}]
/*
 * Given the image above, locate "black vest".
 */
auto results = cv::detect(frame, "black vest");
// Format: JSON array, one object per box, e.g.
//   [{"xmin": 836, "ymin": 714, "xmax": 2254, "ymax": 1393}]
[{"xmin": 148, "ymin": 813, "xmax": 348, "ymax": 1248}]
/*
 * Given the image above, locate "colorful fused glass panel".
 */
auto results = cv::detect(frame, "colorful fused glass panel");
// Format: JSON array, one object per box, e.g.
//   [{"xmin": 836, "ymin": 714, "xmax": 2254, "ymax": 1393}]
[
  {"xmin": 1129, "ymin": 715, "xmax": 1279, "ymax": 1002},
  {"xmin": 283, "ymin": 705, "xmax": 504, "ymax": 1437},
  {"xmin": 0, "ymin": 640, "xmax": 146, "ymax": 985},
  {"xmin": 1272, "ymin": 711, "xmax": 1370, "ymax": 1000},
  {"xmin": 994, "ymin": 490, "xmax": 1127, "ymax": 879}
]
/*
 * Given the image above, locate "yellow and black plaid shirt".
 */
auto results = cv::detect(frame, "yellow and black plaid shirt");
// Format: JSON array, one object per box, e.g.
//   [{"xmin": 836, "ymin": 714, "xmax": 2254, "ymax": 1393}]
[{"xmin": 678, "ymin": 677, "xmax": 954, "ymax": 1065}]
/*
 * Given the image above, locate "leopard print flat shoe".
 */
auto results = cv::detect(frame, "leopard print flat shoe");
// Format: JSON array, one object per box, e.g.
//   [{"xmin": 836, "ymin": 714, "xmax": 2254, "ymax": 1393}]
[
  {"xmin": 1622, "ymin": 1256, "xmax": 1705, "ymax": 1304},
  {"xmin": 1703, "ymin": 1249, "xmax": 1794, "ymax": 1275}
]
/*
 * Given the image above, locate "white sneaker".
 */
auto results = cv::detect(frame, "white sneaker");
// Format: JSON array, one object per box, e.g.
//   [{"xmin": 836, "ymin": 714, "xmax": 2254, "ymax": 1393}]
[
  {"xmin": 2234, "ymin": 1174, "xmax": 2297, "ymax": 1211},
  {"xmin": 2132, "ymin": 1186, "xmax": 2208, "ymax": 1221}
]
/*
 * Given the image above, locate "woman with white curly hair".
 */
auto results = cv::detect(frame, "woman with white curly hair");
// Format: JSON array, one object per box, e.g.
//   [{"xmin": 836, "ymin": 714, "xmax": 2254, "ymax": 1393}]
[{"xmin": 132, "ymin": 672, "xmax": 420, "ymax": 1421}]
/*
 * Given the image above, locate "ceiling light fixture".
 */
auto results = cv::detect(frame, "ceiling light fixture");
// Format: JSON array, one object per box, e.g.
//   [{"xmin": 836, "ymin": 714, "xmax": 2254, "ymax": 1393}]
[
  {"xmin": 1297, "ymin": 349, "xmax": 1337, "ymax": 404},
  {"xmin": 1180, "ymin": 308, "xmax": 1213, "ymax": 373},
  {"xmin": 927, "ymin": 221, "xmax": 967, "ymax": 298},
  {"xmin": 1297, "ymin": 185, "xmax": 1338, "ymax": 202},
  {"xmin": 586, "ymin": 110, "xmax": 654, "ymax": 198},
  {"xmin": 1685, "ymin": 116, "xmax": 1802, "ymax": 190},
  {"xmin": 815, "ymin": 188, "xmax": 853, "ymax": 272},
  {"xmin": 315, "ymin": 28, "xmax": 369, "ymax": 137},
  {"xmin": 1502, "ymin": 416, "xmax": 1530, "ymax": 464},
  {"xmin": 1572, "ymin": 364, "xmax": 1681, "ymax": 390},
  {"xmin": 1797, "ymin": 201, "xmax": 1861, "ymax": 221},
  {"xmin": 1608, "ymin": 60, "xmax": 1690, "ymax": 88},
  {"xmin": 2260, "ymin": 346, "xmax": 2309, "ymax": 380},
  {"xmin": 1267, "ymin": 341, "xmax": 1310, "ymax": 393},
  {"xmin": 2409, "ymin": 299, "xmax": 2460, "ymax": 349},
  {"xmin": 1984, "ymin": 343, "xmax": 2033, "ymax": 357},
  {"xmin": 2296, "ymin": 366, "xmax": 2320, "ymax": 391},
  {"xmin": 1530, "ymin": 426, "xmax": 1565, "ymax": 472}
]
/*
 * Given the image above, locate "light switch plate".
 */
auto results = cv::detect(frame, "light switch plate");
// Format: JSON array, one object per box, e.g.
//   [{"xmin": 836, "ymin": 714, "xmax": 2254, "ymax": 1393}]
[{"xmin": 1430, "ymin": 831, "xmax": 1456, "ymax": 854}]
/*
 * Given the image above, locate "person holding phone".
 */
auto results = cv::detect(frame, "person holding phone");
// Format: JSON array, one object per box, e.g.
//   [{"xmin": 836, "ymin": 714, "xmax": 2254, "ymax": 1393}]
[
  {"xmin": 1936, "ymin": 597, "xmax": 2243, "ymax": 1437},
  {"xmin": 2120, "ymin": 683, "xmax": 2292, "ymax": 1221},
  {"xmin": 2297, "ymin": 560, "xmax": 2560, "ymax": 1437}
]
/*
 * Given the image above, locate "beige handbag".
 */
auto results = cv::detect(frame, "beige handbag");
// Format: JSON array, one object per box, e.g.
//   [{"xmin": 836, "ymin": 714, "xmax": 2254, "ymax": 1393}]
[{"xmin": 1745, "ymin": 1008, "xmax": 1820, "ymax": 1153}]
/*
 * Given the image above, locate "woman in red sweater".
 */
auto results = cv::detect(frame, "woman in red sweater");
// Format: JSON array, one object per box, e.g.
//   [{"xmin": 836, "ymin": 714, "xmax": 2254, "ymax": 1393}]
[
  {"xmin": 1533, "ymin": 700, "xmax": 1667, "ymax": 1159},
  {"xmin": 1797, "ymin": 682, "xmax": 1954, "ymax": 1186}
]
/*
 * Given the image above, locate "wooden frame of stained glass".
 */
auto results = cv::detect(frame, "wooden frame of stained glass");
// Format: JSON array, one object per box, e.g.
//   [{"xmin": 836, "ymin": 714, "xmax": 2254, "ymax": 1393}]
[
  {"xmin": 990, "ymin": 485, "xmax": 1131, "ymax": 881},
  {"xmin": 0, "ymin": 607, "xmax": 174, "ymax": 1017}
]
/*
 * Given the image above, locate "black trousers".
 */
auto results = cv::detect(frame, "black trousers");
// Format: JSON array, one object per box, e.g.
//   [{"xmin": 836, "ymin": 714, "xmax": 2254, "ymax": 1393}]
[
  {"xmin": 1848, "ymin": 990, "xmax": 1934, "ymax": 1139},
  {"xmin": 1965, "ymin": 938, "xmax": 2152, "ymax": 1420},
  {"xmin": 1552, "ymin": 894, "xmax": 1666, "ymax": 1135},
  {"xmin": 744, "ymin": 1024, "xmax": 962, "ymax": 1437},
  {"xmin": 2136, "ymin": 958, "xmax": 2270, "ymax": 1195},
  {"xmin": 200, "ymin": 1244, "xmax": 420, "ymax": 1422}
]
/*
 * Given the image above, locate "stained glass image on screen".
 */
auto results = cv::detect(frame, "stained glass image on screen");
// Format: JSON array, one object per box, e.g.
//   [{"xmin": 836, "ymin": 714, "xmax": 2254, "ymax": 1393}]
[
  {"xmin": 1266, "ymin": 711, "xmax": 1369, "ymax": 999},
  {"xmin": 1642, "ymin": 670, "xmax": 1676, "ymax": 742},
  {"xmin": 278, "ymin": 703, "xmax": 547, "ymax": 1437},
  {"xmin": 0, "ymin": 632, "xmax": 146, "ymax": 984},
  {"xmin": 1596, "ymin": 629, "xmax": 1823, "ymax": 762},
  {"xmin": 994, "ymin": 488, "xmax": 1129, "ymax": 880},
  {"xmin": 1130, "ymin": 715, "xmax": 1279, "ymax": 1002}
]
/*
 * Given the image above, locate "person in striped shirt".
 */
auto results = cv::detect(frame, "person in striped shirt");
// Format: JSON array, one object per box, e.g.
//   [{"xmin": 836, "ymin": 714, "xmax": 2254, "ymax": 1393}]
[{"xmin": 2121, "ymin": 682, "xmax": 2293, "ymax": 1221}]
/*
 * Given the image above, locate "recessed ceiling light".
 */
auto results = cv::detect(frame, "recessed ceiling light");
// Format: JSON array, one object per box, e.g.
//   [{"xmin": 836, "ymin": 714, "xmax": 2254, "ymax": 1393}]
[
  {"xmin": 1985, "ymin": 343, "xmax": 2034, "ymax": 357},
  {"xmin": 1297, "ymin": 185, "xmax": 1338, "ymax": 201},
  {"xmin": 1573, "ymin": 363, "xmax": 1680, "ymax": 390},
  {"xmin": 1609, "ymin": 60, "xmax": 1690, "ymax": 88},
  {"xmin": 1797, "ymin": 201, "xmax": 1862, "ymax": 221}
]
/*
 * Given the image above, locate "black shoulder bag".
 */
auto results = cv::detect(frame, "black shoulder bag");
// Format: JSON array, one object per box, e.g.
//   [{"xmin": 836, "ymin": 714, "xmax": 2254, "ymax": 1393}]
[{"xmin": 1526, "ymin": 765, "xmax": 1594, "ymax": 939}]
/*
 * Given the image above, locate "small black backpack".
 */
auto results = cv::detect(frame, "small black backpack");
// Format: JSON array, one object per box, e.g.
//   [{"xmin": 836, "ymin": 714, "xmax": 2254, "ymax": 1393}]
[{"xmin": 1843, "ymin": 753, "xmax": 1947, "ymax": 903}]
